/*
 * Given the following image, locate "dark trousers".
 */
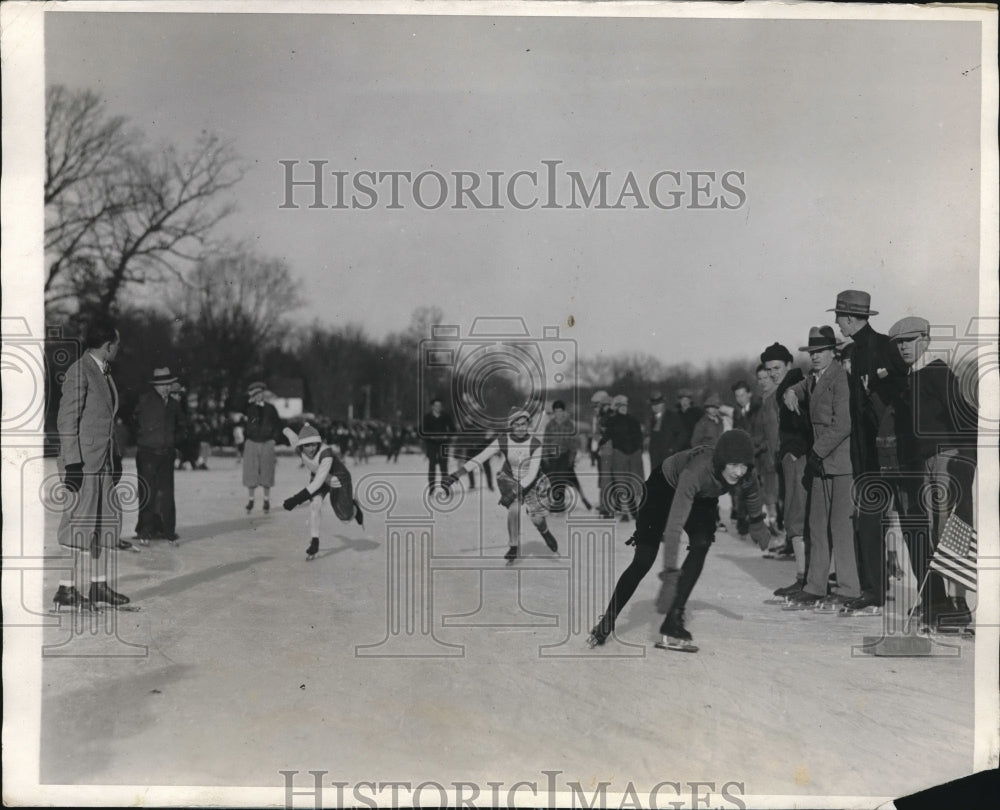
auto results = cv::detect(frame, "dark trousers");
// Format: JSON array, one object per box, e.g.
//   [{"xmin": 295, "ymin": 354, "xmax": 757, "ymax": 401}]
[
  {"xmin": 135, "ymin": 448, "xmax": 176, "ymax": 536},
  {"xmin": 601, "ymin": 466, "xmax": 717, "ymax": 628},
  {"xmin": 426, "ymin": 442, "xmax": 448, "ymax": 489}
]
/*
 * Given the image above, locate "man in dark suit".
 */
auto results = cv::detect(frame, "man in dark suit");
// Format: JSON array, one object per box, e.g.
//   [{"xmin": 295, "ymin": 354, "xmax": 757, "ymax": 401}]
[
  {"xmin": 647, "ymin": 391, "xmax": 686, "ymax": 471},
  {"xmin": 422, "ymin": 397, "xmax": 455, "ymax": 492},
  {"xmin": 133, "ymin": 367, "xmax": 186, "ymax": 543},
  {"xmin": 830, "ymin": 290, "xmax": 908, "ymax": 613},
  {"xmin": 53, "ymin": 317, "xmax": 131, "ymax": 611}
]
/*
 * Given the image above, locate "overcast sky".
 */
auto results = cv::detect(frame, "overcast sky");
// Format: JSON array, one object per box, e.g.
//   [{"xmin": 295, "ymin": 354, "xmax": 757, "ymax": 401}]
[{"xmin": 45, "ymin": 11, "xmax": 984, "ymax": 367}]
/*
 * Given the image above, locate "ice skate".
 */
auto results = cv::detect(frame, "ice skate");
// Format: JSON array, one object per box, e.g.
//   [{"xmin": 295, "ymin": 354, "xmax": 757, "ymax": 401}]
[
  {"xmin": 781, "ymin": 590, "xmax": 823, "ymax": 611},
  {"xmin": 586, "ymin": 614, "xmax": 613, "ymax": 648},
  {"xmin": 263, "ymin": 499, "xmax": 271, "ymax": 514},
  {"xmin": 49, "ymin": 586, "xmax": 98, "ymax": 614},
  {"xmin": 353, "ymin": 499, "xmax": 364, "ymax": 527},
  {"xmin": 89, "ymin": 581, "xmax": 134, "ymax": 610},
  {"xmin": 655, "ymin": 609, "xmax": 698, "ymax": 653},
  {"xmin": 306, "ymin": 537, "xmax": 319, "ymax": 560},
  {"xmin": 541, "ymin": 531, "xmax": 558, "ymax": 554},
  {"xmin": 245, "ymin": 499, "xmax": 254, "ymax": 514},
  {"xmin": 503, "ymin": 545, "xmax": 518, "ymax": 566},
  {"xmin": 765, "ymin": 577, "xmax": 805, "ymax": 604},
  {"xmin": 838, "ymin": 596, "xmax": 883, "ymax": 617},
  {"xmin": 813, "ymin": 594, "xmax": 851, "ymax": 614}
]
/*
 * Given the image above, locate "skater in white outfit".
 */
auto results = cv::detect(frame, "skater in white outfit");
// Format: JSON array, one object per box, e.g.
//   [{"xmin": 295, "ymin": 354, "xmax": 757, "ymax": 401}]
[
  {"xmin": 281, "ymin": 425, "xmax": 364, "ymax": 559},
  {"xmin": 442, "ymin": 407, "xmax": 559, "ymax": 563}
]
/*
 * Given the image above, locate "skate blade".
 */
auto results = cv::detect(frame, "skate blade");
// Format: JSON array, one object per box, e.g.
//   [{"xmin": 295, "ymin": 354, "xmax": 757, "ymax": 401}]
[
  {"xmin": 838, "ymin": 607, "xmax": 883, "ymax": 617},
  {"xmin": 94, "ymin": 602, "xmax": 140, "ymax": 611},
  {"xmin": 812, "ymin": 604, "xmax": 841, "ymax": 613},
  {"xmin": 654, "ymin": 640, "xmax": 698, "ymax": 653},
  {"xmin": 781, "ymin": 602, "xmax": 819, "ymax": 611}
]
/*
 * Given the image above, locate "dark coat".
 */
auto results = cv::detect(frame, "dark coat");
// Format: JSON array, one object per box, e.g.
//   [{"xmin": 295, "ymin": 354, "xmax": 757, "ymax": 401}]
[
  {"xmin": 846, "ymin": 322, "xmax": 908, "ymax": 472},
  {"xmin": 648, "ymin": 409, "xmax": 687, "ymax": 470},
  {"xmin": 133, "ymin": 388, "xmax": 186, "ymax": 451}
]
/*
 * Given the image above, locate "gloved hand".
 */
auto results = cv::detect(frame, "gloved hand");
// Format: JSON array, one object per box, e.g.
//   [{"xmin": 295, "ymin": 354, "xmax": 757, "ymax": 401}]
[
  {"xmin": 499, "ymin": 486, "xmax": 520, "ymax": 509},
  {"xmin": 112, "ymin": 454, "xmax": 123, "ymax": 486},
  {"xmin": 806, "ymin": 451, "xmax": 825, "ymax": 478},
  {"xmin": 283, "ymin": 488, "xmax": 311, "ymax": 511},
  {"xmin": 63, "ymin": 463, "xmax": 84, "ymax": 493},
  {"xmin": 749, "ymin": 514, "xmax": 771, "ymax": 550}
]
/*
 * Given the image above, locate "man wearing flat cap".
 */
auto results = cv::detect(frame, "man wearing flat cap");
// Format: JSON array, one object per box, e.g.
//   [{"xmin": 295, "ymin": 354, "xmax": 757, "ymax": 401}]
[
  {"xmin": 133, "ymin": 367, "xmax": 186, "ymax": 543},
  {"xmin": 887, "ymin": 316, "xmax": 977, "ymax": 630},
  {"xmin": 830, "ymin": 290, "xmax": 908, "ymax": 613}
]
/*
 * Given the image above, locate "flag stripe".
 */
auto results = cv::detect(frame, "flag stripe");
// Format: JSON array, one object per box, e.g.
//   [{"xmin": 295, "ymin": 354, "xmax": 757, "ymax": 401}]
[{"xmin": 929, "ymin": 513, "xmax": 977, "ymax": 592}]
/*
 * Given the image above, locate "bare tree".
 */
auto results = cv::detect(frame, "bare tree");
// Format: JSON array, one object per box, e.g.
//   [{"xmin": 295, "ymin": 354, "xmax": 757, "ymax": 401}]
[
  {"xmin": 172, "ymin": 248, "xmax": 303, "ymax": 410},
  {"xmin": 44, "ymin": 85, "xmax": 245, "ymax": 316}
]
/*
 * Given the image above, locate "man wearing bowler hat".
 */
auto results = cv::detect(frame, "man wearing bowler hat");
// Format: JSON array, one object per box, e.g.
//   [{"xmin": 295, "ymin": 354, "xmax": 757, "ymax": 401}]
[
  {"xmin": 830, "ymin": 290, "xmax": 908, "ymax": 613},
  {"xmin": 133, "ymin": 367, "xmax": 186, "ymax": 543}
]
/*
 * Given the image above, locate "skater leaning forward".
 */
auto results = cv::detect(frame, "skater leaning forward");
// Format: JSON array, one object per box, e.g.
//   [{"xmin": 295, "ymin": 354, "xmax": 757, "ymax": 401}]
[
  {"xmin": 281, "ymin": 425, "xmax": 364, "ymax": 559},
  {"xmin": 442, "ymin": 407, "xmax": 560, "ymax": 563},
  {"xmin": 588, "ymin": 430, "xmax": 772, "ymax": 652}
]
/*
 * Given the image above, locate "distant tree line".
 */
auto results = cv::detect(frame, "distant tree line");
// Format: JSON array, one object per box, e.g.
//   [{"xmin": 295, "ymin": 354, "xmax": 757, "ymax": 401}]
[{"xmin": 43, "ymin": 84, "xmax": 767, "ymax": 433}]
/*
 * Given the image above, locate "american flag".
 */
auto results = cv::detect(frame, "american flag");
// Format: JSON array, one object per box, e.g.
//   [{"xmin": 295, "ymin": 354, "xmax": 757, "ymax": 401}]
[{"xmin": 929, "ymin": 512, "xmax": 977, "ymax": 592}]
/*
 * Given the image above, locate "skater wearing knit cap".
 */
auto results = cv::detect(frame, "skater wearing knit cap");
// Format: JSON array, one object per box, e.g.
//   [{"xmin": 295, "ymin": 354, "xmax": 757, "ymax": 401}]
[
  {"xmin": 442, "ymin": 407, "xmax": 560, "ymax": 563},
  {"xmin": 281, "ymin": 424, "xmax": 364, "ymax": 560},
  {"xmin": 588, "ymin": 430, "xmax": 772, "ymax": 652},
  {"xmin": 242, "ymin": 381, "xmax": 283, "ymax": 513}
]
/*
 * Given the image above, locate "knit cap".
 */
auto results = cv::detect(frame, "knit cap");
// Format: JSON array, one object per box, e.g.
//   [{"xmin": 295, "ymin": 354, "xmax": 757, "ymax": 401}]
[
  {"xmin": 712, "ymin": 429, "xmax": 755, "ymax": 474},
  {"xmin": 297, "ymin": 424, "xmax": 322, "ymax": 446}
]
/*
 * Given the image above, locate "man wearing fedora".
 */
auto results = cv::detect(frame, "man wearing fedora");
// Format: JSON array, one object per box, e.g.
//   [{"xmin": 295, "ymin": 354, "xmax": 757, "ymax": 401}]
[
  {"xmin": 830, "ymin": 290, "xmax": 908, "ymax": 613},
  {"xmin": 782, "ymin": 326, "xmax": 862, "ymax": 610},
  {"xmin": 132, "ymin": 366, "xmax": 186, "ymax": 543},
  {"xmin": 647, "ymin": 391, "xmax": 686, "ymax": 471},
  {"xmin": 675, "ymin": 388, "xmax": 701, "ymax": 449},
  {"xmin": 52, "ymin": 316, "xmax": 132, "ymax": 611},
  {"xmin": 602, "ymin": 394, "xmax": 644, "ymax": 520},
  {"xmin": 243, "ymin": 381, "xmax": 283, "ymax": 513}
]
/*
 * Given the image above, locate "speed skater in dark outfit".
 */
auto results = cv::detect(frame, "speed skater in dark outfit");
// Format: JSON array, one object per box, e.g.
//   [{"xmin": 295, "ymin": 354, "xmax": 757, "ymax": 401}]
[
  {"xmin": 442, "ymin": 407, "xmax": 560, "ymax": 563},
  {"xmin": 588, "ymin": 430, "xmax": 771, "ymax": 652},
  {"xmin": 281, "ymin": 425, "xmax": 364, "ymax": 559}
]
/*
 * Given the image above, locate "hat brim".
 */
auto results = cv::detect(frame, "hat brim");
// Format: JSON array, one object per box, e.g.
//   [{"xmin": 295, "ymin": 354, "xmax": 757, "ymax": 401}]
[
  {"xmin": 889, "ymin": 331, "xmax": 927, "ymax": 342},
  {"xmin": 827, "ymin": 307, "xmax": 879, "ymax": 316},
  {"xmin": 800, "ymin": 343, "xmax": 839, "ymax": 352},
  {"xmin": 151, "ymin": 376, "xmax": 178, "ymax": 385}
]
